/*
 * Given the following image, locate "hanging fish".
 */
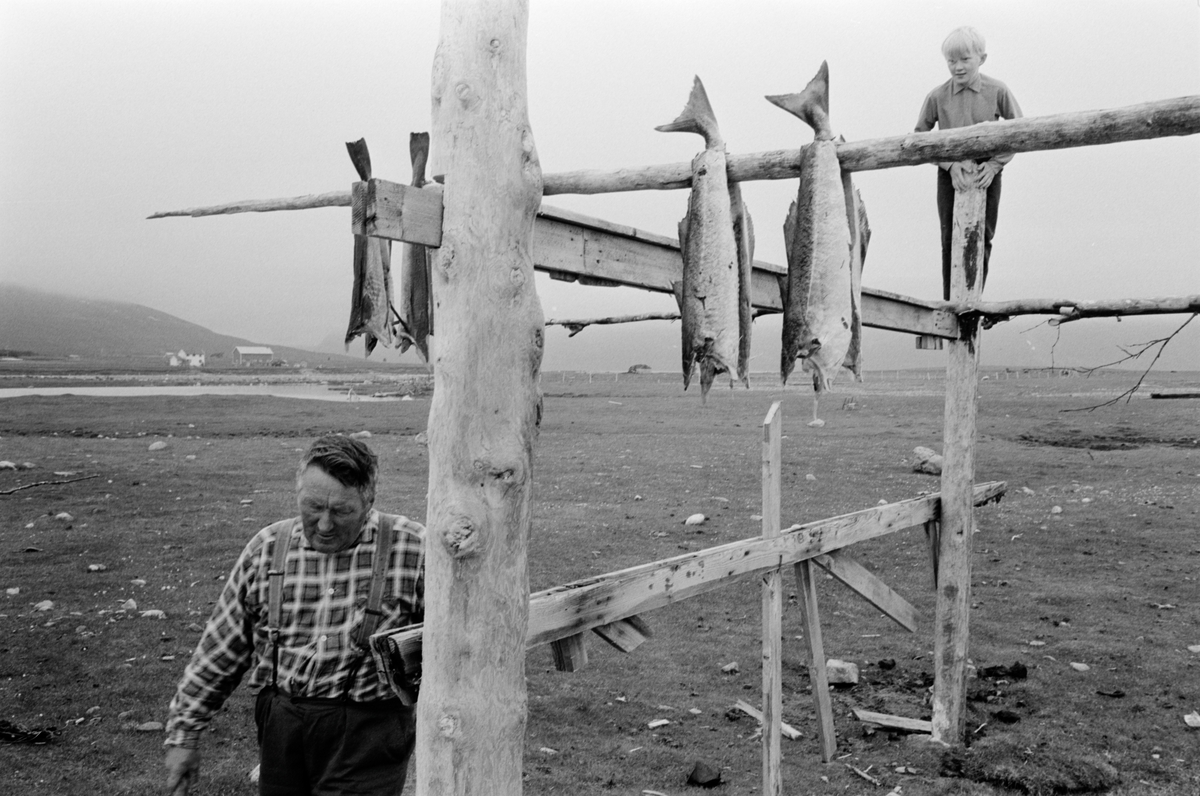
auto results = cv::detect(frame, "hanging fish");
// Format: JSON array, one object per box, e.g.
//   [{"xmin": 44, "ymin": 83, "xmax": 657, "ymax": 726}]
[
  {"xmin": 767, "ymin": 62, "xmax": 867, "ymax": 425},
  {"xmin": 657, "ymin": 76, "xmax": 753, "ymax": 399},
  {"xmin": 344, "ymin": 138, "xmax": 401, "ymax": 356},
  {"xmin": 399, "ymin": 132, "xmax": 434, "ymax": 363}
]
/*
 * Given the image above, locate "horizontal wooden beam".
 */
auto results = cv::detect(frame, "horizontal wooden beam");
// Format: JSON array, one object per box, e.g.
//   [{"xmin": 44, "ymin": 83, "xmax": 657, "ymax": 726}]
[
  {"xmin": 838, "ymin": 95, "xmax": 1200, "ymax": 173},
  {"xmin": 146, "ymin": 190, "xmax": 352, "ymax": 219},
  {"xmin": 147, "ymin": 96, "xmax": 1200, "ymax": 219},
  {"xmin": 968, "ymin": 295, "xmax": 1200, "ymax": 324},
  {"xmin": 372, "ymin": 481, "xmax": 1006, "ymax": 662},
  {"xmin": 532, "ymin": 204, "xmax": 958, "ymax": 337},
  {"xmin": 539, "ymin": 95, "xmax": 1200, "ymax": 191}
]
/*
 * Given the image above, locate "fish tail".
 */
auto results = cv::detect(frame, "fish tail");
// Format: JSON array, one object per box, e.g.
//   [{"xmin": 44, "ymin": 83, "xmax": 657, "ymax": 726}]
[
  {"xmin": 346, "ymin": 138, "xmax": 373, "ymax": 181},
  {"xmin": 410, "ymin": 132, "xmax": 430, "ymax": 188},
  {"xmin": 764, "ymin": 61, "xmax": 832, "ymax": 140},
  {"xmin": 655, "ymin": 76, "xmax": 723, "ymax": 149}
]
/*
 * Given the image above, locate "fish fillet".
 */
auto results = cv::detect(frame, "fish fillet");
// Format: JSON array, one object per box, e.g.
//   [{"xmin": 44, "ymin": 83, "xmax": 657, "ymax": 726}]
[
  {"xmin": 768, "ymin": 62, "xmax": 867, "ymax": 422},
  {"xmin": 658, "ymin": 76, "xmax": 750, "ymax": 398},
  {"xmin": 344, "ymin": 138, "xmax": 398, "ymax": 356},
  {"xmin": 399, "ymin": 132, "xmax": 434, "ymax": 362}
]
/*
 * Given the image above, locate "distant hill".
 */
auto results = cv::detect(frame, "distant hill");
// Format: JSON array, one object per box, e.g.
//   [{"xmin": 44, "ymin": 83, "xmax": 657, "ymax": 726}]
[{"xmin": 0, "ymin": 283, "xmax": 358, "ymax": 364}]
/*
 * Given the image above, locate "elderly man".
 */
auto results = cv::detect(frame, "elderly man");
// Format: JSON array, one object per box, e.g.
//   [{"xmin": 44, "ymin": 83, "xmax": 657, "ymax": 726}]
[{"xmin": 164, "ymin": 435, "xmax": 425, "ymax": 796}]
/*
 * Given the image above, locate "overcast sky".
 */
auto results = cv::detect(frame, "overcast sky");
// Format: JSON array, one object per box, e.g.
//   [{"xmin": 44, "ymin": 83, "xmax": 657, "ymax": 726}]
[{"xmin": 2, "ymin": 0, "xmax": 1197, "ymax": 369}]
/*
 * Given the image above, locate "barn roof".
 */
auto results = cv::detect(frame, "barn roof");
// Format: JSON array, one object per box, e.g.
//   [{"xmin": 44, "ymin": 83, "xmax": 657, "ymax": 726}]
[{"xmin": 233, "ymin": 346, "xmax": 274, "ymax": 355}]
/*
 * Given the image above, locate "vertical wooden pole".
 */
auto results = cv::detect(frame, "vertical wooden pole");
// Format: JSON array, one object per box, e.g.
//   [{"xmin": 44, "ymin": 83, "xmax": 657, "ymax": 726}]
[
  {"xmin": 931, "ymin": 183, "xmax": 986, "ymax": 745},
  {"xmin": 417, "ymin": 1, "xmax": 543, "ymax": 794},
  {"xmin": 760, "ymin": 402, "xmax": 783, "ymax": 796}
]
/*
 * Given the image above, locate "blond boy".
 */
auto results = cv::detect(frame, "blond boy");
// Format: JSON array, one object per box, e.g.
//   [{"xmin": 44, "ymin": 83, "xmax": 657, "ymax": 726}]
[{"xmin": 915, "ymin": 26, "xmax": 1022, "ymax": 299}]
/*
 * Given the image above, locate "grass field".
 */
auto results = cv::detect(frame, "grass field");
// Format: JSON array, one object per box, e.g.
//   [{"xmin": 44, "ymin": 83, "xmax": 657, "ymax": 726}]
[{"xmin": 1, "ymin": 370, "xmax": 1198, "ymax": 795}]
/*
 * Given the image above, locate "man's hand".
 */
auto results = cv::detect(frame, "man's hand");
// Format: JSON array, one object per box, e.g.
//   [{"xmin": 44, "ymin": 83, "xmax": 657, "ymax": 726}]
[
  {"xmin": 165, "ymin": 747, "xmax": 200, "ymax": 795},
  {"xmin": 976, "ymin": 160, "xmax": 1001, "ymax": 189},
  {"xmin": 949, "ymin": 161, "xmax": 977, "ymax": 192}
]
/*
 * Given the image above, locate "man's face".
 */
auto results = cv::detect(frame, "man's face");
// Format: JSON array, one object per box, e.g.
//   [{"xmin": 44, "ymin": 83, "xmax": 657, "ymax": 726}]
[
  {"xmin": 946, "ymin": 50, "xmax": 986, "ymax": 88},
  {"xmin": 297, "ymin": 465, "xmax": 372, "ymax": 553}
]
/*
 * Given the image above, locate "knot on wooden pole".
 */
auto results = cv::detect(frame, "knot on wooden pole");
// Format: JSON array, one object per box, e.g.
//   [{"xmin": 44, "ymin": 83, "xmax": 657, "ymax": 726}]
[
  {"xmin": 437, "ymin": 713, "xmax": 461, "ymax": 739},
  {"xmin": 442, "ymin": 518, "xmax": 480, "ymax": 559}
]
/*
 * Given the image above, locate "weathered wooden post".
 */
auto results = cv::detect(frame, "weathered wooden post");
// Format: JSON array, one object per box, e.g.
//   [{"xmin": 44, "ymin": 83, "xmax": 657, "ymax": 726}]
[
  {"xmin": 931, "ymin": 183, "xmax": 986, "ymax": 744},
  {"xmin": 417, "ymin": 0, "xmax": 544, "ymax": 793},
  {"xmin": 760, "ymin": 402, "xmax": 783, "ymax": 795}
]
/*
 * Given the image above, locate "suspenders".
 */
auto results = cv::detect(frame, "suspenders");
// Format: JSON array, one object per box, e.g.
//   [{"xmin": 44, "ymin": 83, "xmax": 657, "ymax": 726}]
[{"xmin": 265, "ymin": 514, "xmax": 398, "ymax": 697}]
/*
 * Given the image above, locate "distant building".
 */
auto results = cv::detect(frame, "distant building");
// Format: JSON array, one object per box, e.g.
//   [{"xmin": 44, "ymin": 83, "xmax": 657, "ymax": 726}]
[
  {"xmin": 166, "ymin": 350, "xmax": 206, "ymax": 367},
  {"xmin": 233, "ymin": 346, "xmax": 274, "ymax": 365}
]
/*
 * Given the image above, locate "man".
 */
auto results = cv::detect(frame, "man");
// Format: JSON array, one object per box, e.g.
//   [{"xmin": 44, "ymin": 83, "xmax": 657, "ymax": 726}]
[{"xmin": 164, "ymin": 435, "xmax": 425, "ymax": 795}]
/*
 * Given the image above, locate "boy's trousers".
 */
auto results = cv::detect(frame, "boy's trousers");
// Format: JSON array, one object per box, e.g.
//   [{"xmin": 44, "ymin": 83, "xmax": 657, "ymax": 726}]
[{"xmin": 937, "ymin": 167, "xmax": 1002, "ymax": 300}]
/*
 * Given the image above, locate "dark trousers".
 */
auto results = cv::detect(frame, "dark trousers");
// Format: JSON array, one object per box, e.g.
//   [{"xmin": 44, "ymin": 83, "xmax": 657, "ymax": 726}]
[
  {"xmin": 255, "ymin": 688, "xmax": 416, "ymax": 796},
  {"xmin": 937, "ymin": 167, "xmax": 1002, "ymax": 300}
]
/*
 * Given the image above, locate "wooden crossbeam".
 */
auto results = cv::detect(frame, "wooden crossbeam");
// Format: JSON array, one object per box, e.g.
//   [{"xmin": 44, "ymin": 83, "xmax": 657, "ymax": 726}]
[
  {"xmin": 344, "ymin": 183, "xmax": 960, "ymax": 338},
  {"xmin": 812, "ymin": 550, "xmax": 920, "ymax": 632},
  {"xmin": 372, "ymin": 482, "xmax": 1006, "ymax": 667}
]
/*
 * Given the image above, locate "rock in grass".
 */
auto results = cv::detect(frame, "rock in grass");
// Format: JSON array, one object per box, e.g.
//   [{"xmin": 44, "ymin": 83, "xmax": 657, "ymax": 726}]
[
  {"xmin": 349, "ymin": 430, "xmax": 372, "ymax": 439},
  {"xmin": 0, "ymin": 461, "xmax": 17, "ymax": 470},
  {"xmin": 136, "ymin": 721, "xmax": 164, "ymax": 732},
  {"xmin": 34, "ymin": 600, "xmax": 54, "ymax": 611},
  {"xmin": 684, "ymin": 514, "xmax": 706, "ymax": 526},
  {"xmin": 148, "ymin": 441, "xmax": 168, "ymax": 451},
  {"xmin": 55, "ymin": 512, "xmax": 74, "ymax": 522},
  {"xmin": 826, "ymin": 659, "xmax": 860, "ymax": 685},
  {"xmin": 912, "ymin": 447, "xmax": 943, "ymax": 475},
  {"xmin": 686, "ymin": 760, "xmax": 722, "ymax": 788}
]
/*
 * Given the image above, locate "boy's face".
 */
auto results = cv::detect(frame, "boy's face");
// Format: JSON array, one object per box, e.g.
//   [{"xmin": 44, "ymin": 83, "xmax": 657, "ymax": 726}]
[{"xmin": 946, "ymin": 50, "xmax": 986, "ymax": 88}]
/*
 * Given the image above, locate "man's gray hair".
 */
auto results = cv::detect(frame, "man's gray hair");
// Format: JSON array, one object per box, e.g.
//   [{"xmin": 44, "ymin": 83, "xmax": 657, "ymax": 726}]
[{"xmin": 297, "ymin": 434, "xmax": 378, "ymax": 502}]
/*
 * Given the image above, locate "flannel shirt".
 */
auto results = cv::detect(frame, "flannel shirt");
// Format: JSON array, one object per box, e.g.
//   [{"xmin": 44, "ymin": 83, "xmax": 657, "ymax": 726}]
[{"xmin": 164, "ymin": 510, "xmax": 424, "ymax": 748}]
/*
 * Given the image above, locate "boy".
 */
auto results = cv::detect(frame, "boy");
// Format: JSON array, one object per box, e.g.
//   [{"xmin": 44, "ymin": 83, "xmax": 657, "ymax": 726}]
[{"xmin": 915, "ymin": 26, "xmax": 1022, "ymax": 300}]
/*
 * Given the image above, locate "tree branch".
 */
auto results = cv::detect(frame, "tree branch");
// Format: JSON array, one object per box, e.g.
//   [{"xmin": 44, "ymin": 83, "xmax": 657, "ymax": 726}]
[
  {"xmin": 0, "ymin": 474, "xmax": 100, "ymax": 495},
  {"xmin": 545, "ymin": 312, "xmax": 680, "ymax": 337},
  {"xmin": 1063, "ymin": 314, "xmax": 1196, "ymax": 412}
]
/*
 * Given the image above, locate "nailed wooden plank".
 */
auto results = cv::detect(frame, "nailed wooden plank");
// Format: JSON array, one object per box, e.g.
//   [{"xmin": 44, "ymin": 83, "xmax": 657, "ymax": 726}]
[
  {"xmin": 733, "ymin": 699, "xmax": 802, "ymax": 741},
  {"xmin": 550, "ymin": 633, "xmax": 589, "ymax": 673},
  {"xmin": 932, "ymin": 185, "xmax": 987, "ymax": 746},
  {"xmin": 351, "ymin": 179, "xmax": 443, "ymax": 247},
  {"xmin": 591, "ymin": 615, "xmax": 652, "ymax": 653},
  {"xmin": 760, "ymin": 403, "xmax": 783, "ymax": 796},
  {"xmin": 812, "ymin": 550, "xmax": 920, "ymax": 632},
  {"xmin": 852, "ymin": 709, "xmax": 933, "ymax": 734},
  {"xmin": 373, "ymin": 482, "xmax": 1007, "ymax": 660},
  {"xmin": 795, "ymin": 560, "xmax": 836, "ymax": 762}
]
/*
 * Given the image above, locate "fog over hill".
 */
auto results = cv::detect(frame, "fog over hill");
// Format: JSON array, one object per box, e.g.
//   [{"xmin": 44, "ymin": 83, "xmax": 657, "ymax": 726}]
[
  {"xmin": 3, "ymin": 283, "xmax": 1194, "ymax": 375},
  {"xmin": 0, "ymin": 284, "xmax": 362, "ymax": 365}
]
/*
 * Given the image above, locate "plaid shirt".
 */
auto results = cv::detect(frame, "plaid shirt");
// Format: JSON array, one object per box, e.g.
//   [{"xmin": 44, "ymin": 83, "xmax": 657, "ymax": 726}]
[{"xmin": 164, "ymin": 510, "xmax": 424, "ymax": 748}]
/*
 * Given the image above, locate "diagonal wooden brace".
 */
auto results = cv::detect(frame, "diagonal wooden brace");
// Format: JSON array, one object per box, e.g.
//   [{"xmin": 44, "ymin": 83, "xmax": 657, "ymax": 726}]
[{"xmin": 812, "ymin": 550, "xmax": 920, "ymax": 632}]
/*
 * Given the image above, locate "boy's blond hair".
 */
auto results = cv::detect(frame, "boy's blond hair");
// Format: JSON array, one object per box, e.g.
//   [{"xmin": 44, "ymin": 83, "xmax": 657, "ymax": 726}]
[{"xmin": 942, "ymin": 26, "xmax": 986, "ymax": 59}]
